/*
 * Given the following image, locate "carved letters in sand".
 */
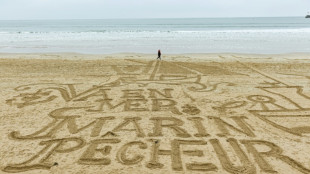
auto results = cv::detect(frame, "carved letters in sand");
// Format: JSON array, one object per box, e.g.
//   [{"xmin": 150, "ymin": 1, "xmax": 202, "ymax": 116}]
[{"xmin": 1, "ymin": 57, "xmax": 310, "ymax": 173}]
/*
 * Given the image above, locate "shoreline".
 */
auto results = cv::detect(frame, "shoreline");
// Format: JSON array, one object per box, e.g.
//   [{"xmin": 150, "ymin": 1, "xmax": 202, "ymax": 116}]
[{"xmin": 0, "ymin": 52, "xmax": 309, "ymax": 61}]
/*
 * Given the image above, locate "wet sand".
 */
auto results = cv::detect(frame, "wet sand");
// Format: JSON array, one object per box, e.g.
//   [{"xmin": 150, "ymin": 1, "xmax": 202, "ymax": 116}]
[{"xmin": 1, "ymin": 53, "xmax": 310, "ymax": 174}]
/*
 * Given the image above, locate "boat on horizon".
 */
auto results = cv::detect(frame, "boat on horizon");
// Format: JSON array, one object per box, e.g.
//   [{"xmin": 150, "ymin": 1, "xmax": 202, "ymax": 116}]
[{"xmin": 306, "ymin": 12, "xmax": 310, "ymax": 18}]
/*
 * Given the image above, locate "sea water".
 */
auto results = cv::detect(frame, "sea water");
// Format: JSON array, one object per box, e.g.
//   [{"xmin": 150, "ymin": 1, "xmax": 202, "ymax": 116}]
[{"xmin": 0, "ymin": 17, "xmax": 310, "ymax": 54}]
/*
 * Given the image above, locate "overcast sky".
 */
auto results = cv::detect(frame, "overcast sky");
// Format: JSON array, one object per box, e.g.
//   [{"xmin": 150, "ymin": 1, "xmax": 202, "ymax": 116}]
[{"xmin": 0, "ymin": 0, "xmax": 309, "ymax": 20}]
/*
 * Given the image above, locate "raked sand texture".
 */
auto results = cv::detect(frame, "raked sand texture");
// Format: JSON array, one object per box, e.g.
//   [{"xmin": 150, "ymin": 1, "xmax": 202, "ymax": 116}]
[{"xmin": 1, "ymin": 53, "xmax": 310, "ymax": 174}]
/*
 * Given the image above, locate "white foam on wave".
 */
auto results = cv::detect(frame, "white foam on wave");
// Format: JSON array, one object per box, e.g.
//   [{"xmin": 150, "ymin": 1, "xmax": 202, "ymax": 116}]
[
  {"xmin": 173, "ymin": 28, "xmax": 310, "ymax": 33},
  {"xmin": 1, "ymin": 17, "xmax": 310, "ymax": 54}
]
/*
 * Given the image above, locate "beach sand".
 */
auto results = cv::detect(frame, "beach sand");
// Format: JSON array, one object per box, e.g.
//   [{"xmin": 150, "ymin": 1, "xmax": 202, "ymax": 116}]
[{"xmin": 1, "ymin": 53, "xmax": 310, "ymax": 174}]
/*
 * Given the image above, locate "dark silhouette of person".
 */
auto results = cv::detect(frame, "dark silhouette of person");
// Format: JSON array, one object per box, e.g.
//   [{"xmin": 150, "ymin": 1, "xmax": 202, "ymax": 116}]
[{"xmin": 157, "ymin": 49, "xmax": 161, "ymax": 60}]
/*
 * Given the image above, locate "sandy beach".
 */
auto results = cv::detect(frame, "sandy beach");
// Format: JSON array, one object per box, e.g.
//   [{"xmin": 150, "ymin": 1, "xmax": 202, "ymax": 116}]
[{"xmin": 1, "ymin": 53, "xmax": 310, "ymax": 174}]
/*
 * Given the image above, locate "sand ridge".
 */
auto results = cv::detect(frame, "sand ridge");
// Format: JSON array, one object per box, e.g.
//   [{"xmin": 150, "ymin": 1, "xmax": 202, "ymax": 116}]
[{"xmin": 1, "ymin": 53, "xmax": 310, "ymax": 174}]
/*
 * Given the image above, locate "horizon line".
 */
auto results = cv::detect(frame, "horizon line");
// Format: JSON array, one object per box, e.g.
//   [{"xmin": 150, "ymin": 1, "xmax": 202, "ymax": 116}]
[{"xmin": 0, "ymin": 16, "xmax": 305, "ymax": 21}]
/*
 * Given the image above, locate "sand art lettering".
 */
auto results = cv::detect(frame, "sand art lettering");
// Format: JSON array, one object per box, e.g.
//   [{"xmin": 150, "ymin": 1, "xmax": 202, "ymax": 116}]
[
  {"xmin": 4, "ymin": 136, "xmax": 310, "ymax": 173},
  {"xmin": 2, "ymin": 59, "xmax": 310, "ymax": 173}
]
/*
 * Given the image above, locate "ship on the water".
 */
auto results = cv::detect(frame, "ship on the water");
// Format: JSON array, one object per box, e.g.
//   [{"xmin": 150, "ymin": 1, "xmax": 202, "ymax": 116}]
[{"xmin": 306, "ymin": 12, "xmax": 310, "ymax": 18}]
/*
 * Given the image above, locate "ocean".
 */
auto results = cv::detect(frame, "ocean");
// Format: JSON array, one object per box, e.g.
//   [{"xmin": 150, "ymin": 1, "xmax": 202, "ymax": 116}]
[{"xmin": 0, "ymin": 17, "xmax": 310, "ymax": 54}]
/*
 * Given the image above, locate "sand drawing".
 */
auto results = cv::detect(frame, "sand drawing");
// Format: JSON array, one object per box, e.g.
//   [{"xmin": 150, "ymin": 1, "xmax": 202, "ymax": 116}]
[
  {"xmin": 2, "ymin": 58, "xmax": 310, "ymax": 174},
  {"xmin": 247, "ymin": 87, "xmax": 310, "ymax": 136},
  {"xmin": 233, "ymin": 55, "xmax": 310, "ymax": 137},
  {"xmin": 6, "ymin": 83, "xmax": 81, "ymax": 108},
  {"xmin": 6, "ymin": 60, "xmax": 235, "ymax": 111}
]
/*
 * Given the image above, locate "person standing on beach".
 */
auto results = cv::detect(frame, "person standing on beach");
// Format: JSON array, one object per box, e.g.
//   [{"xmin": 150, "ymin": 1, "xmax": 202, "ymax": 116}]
[{"xmin": 157, "ymin": 49, "xmax": 161, "ymax": 60}]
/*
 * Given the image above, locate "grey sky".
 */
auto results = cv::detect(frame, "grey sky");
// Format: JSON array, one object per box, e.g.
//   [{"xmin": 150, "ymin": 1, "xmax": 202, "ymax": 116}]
[{"xmin": 0, "ymin": 0, "xmax": 309, "ymax": 20}]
